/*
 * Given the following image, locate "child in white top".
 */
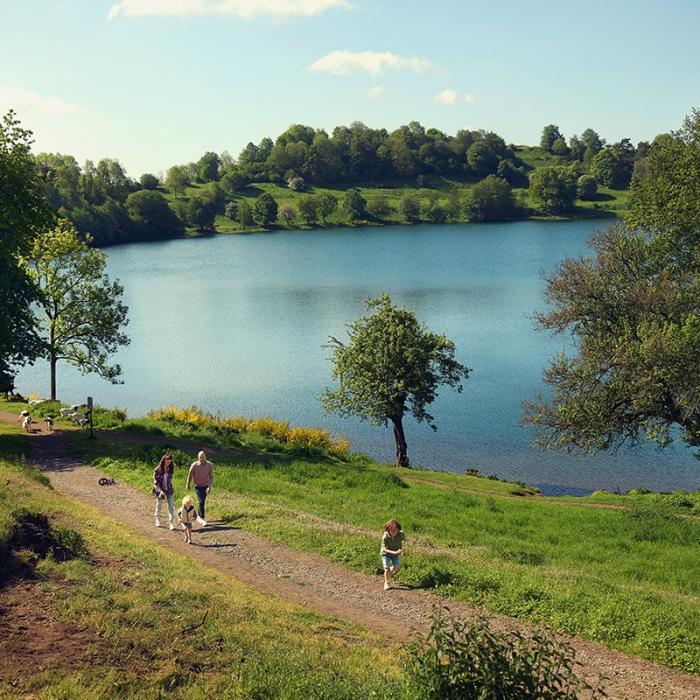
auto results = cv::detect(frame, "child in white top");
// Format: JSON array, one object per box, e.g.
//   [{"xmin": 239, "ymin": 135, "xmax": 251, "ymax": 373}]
[{"xmin": 177, "ymin": 495, "xmax": 197, "ymax": 544}]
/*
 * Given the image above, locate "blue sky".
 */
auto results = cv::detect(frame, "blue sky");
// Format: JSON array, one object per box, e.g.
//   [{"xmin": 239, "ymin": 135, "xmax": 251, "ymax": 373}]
[{"xmin": 1, "ymin": 0, "xmax": 698, "ymax": 177}]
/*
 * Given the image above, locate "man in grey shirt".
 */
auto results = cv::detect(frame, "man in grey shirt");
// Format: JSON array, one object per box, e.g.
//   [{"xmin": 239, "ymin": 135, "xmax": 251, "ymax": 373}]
[{"xmin": 187, "ymin": 450, "xmax": 213, "ymax": 526}]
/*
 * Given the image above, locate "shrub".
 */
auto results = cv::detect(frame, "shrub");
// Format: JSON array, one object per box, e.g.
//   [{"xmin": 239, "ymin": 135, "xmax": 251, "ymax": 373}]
[
  {"xmin": 146, "ymin": 406, "xmax": 350, "ymax": 456},
  {"xmin": 621, "ymin": 503, "xmax": 695, "ymax": 544},
  {"xmin": 577, "ymin": 174, "xmax": 598, "ymax": 200},
  {"xmin": 406, "ymin": 609, "xmax": 603, "ymax": 699}
]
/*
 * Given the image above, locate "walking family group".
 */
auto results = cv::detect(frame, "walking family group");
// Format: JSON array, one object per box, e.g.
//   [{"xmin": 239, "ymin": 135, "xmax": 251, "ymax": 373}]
[{"xmin": 152, "ymin": 450, "xmax": 406, "ymax": 588}]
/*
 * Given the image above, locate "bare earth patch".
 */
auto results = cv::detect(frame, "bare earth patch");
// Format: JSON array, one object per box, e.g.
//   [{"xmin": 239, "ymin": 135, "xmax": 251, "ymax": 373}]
[{"xmin": 0, "ymin": 578, "xmax": 109, "ymax": 684}]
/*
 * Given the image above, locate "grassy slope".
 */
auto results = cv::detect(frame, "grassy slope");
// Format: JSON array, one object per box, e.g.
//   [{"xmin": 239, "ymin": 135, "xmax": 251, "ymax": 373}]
[
  {"xmin": 10, "ymin": 401, "xmax": 692, "ymax": 675},
  {"xmin": 4, "ymin": 402, "xmax": 698, "ymax": 673},
  {"xmin": 164, "ymin": 146, "xmax": 630, "ymax": 235},
  {"xmin": 0, "ymin": 441, "xmax": 405, "ymax": 698}
]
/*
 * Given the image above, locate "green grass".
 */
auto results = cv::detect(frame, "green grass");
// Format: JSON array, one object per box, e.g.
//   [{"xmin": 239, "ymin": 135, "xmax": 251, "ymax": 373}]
[
  {"xmin": 57, "ymin": 416, "xmax": 700, "ymax": 675},
  {"xmin": 0, "ymin": 457, "xmax": 406, "ymax": 699},
  {"xmin": 2, "ymin": 400, "xmax": 697, "ymax": 673}
]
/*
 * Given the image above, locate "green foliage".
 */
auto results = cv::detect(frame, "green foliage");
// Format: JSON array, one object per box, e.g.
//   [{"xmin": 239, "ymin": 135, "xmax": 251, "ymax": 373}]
[
  {"xmin": 22, "ymin": 220, "xmax": 130, "ymax": 399},
  {"xmin": 0, "ymin": 111, "xmax": 53, "ymax": 381},
  {"xmin": 253, "ymin": 191, "xmax": 278, "ymax": 227},
  {"xmin": 590, "ymin": 147, "xmax": 618, "ymax": 187},
  {"xmin": 367, "ymin": 194, "xmax": 394, "ymax": 220},
  {"xmin": 321, "ymin": 294, "xmax": 470, "ymax": 466},
  {"xmin": 551, "ymin": 138, "xmax": 569, "ymax": 157},
  {"xmin": 400, "ymin": 194, "xmax": 422, "ymax": 222},
  {"xmin": 196, "ymin": 151, "xmax": 220, "ymax": 183},
  {"xmin": 237, "ymin": 200, "xmax": 254, "ymax": 229},
  {"xmin": 297, "ymin": 195, "xmax": 318, "ymax": 225},
  {"xmin": 186, "ymin": 189, "xmax": 218, "ymax": 231},
  {"xmin": 407, "ymin": 609, "xmax": 602, "ymax": 699},
  {"xmin": 125, "ymin": 189, "xmax": 185, "ymax": 239},
  {"xmin": 629, "ymin": 108, "xmax": 700, "ymax": 265},
  {"xmin": 540, "ymin": 124, "xmax": 564, "ymax": 153},
  {"xmin": 466, "ymin": 175, "xmax": 516, "ymax": 222},
  {"xmin": 314, "ymin": 191, "xmax": 338, "ymax": 224},
  {"xmin": 621, "ymin": 504, "xmax": 694, "ymax": 544},
  {"xmin": 523, "ymin": 221, "xmax": 700, "ymax": 452},
  {"xmin": 576, "ymin": 174, "xmax": 598, "ymax": 200},
  {"xmin": 343, "ymin": 188, "xmax": 367, "ymax": 222},
  {"xmin": 164, "ymin": 164, "xmax": 189, "ymax": 198},
  {"xmin": 278, "ymin": 202, "xmax": 297, "ymax": 227},
  {"xmin": 529, "ymin": 166, "xmax": 577, "ymax": 213},
  {"xmin": 138, "ymin": 173, "xmax": 159, "ymax": 190}
]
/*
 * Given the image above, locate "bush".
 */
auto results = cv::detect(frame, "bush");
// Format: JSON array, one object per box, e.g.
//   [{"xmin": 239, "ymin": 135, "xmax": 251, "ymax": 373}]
[
  {"xmin": 577, "ymin": 175, "xmax": 598, "ymax": 200},
  {"xmin": 407, "ymin": 609, "xmax": 603, "ymax": 699},
  {"xmin": 621, "ymin": 503, "xmax": 695, "ymax": 544}
]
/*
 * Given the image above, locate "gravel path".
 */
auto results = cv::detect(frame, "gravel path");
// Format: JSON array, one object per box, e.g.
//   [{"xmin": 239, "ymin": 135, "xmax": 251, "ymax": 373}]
[{"xmin": 7, "ymin": 420, "xmax": 700, "ymax": 699}]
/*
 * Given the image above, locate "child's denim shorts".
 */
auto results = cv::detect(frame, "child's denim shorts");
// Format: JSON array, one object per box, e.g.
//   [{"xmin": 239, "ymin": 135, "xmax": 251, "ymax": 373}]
[{"xmin": 382, "ymin": 554, "xmax": 400, "ymax": 569}]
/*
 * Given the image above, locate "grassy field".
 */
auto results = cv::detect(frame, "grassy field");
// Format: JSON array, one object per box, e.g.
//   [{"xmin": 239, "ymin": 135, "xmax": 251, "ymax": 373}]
[
  {"xmin": 0, "ymin": 446, "xmax": 407, "ymax": 698},
  {"xmin": 7, "ymin": 400, "xmax": 695, "ymax": 675}
]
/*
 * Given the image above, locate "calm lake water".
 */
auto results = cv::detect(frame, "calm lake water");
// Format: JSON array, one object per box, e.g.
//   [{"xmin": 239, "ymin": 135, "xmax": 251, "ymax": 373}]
[{"xmin": 17, "ymin": 221, "xmax": 699, "ymax": 494}]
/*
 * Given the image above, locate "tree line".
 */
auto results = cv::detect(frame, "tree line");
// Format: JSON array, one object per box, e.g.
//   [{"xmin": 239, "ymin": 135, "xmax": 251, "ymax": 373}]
[{"xmin": 32, "ymin": 120, "xmax": 650, "ymax": 247}]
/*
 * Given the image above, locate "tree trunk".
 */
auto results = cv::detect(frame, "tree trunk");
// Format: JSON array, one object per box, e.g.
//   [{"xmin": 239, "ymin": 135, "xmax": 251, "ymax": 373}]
[
  {"xmin": 391, "ymin": 415, "xmax": 409, "ymax": 468},
  {"xmin": 50, "ymin": 352, "xmax": 57, "ymax": 401}
]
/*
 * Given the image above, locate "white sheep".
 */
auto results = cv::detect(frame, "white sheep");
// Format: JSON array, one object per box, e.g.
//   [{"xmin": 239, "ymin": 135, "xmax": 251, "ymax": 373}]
[
  {"xmin": 21, "ymin": 415, "xmax": 32, "ymax": 432},
  {"xmin": 44, "ymin": 416, "xmax": 54, "ymax": 431},
  {"xmin": 60, "ymin": 408, "xmax": 73, "ymax": 418}
]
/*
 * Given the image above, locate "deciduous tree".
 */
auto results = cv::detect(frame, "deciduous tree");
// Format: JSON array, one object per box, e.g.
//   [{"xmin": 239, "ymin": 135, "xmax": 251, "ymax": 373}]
[
  {"xmin": 0, "ymin": 111, "xmax": 53, "ymax": 382},
  {"xmin": 466, "ymin": 175, "xmax": 515, "ymax": 222},
  {"xmin": 314, "ymin": 192, "xmax": 338, "ymax": 224},
  {"xmin": 253, "ymin": 192, "xmax": 278, "ymax": 227},
  {"xmin": 523, "ymin": 222, "xmax": 700, "ymax": 453},
  {"xmin": 321, "ymin": 295, "xmax": 470, "ymax": 467},
  {"xmin": 22, "ymin": 220, "xmax": 130, "ymax": 400},
  {"xmin": 343, "ymin": 188, "xmax": 367, "ymax": 222}
]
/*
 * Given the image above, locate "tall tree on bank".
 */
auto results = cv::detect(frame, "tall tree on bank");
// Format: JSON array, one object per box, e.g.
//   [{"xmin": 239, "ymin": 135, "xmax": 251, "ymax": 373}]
[
  {"xmin": 22, "ymin": 220, "xmax": 130, "ymax": 400},
  {"xmin": 523, "ymin": 110, "xmax": 700, "ymax": 454},
  {"xmin": 0, "ymin": 111, "xmax": 53, "ymax": 389},
  {"xmin": 321, "ymin": 295, "xmax": 470, "ymax": 467}
]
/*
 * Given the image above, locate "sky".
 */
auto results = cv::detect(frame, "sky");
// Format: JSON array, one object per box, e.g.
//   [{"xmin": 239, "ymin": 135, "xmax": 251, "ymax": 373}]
[{"xmin": 1, "ymin": 0, "xmax": 699, "ymax": 177}]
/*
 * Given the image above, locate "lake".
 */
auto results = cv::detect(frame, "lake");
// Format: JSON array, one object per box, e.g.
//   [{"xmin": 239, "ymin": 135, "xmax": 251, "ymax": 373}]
[{"xmin": 16, "ymin": 221, "xmax": 699, "ymax": 494}]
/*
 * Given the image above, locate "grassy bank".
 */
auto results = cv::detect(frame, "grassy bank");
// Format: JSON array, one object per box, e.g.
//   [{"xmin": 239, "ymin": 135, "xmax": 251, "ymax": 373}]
[
  {"xmin": 21, "ymin": 402, "xmax": 692, "ymax": 675},
  {"xmin": 0, "ymin": 450, "xmax": 406, "ymax": 698},
  {"xmin": 3, "ymin": 401, "xmax": 698, "ymax": 674}
]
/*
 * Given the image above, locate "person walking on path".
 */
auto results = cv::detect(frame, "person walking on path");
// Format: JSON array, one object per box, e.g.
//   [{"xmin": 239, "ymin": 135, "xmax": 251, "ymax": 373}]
[
  {"xmin": 177, "ymin": 495, "xmax": 197, "ymax": 544},
  {"xmin": 187, "ymin": 450, "xmax": 213, "ymax": 526},
  {"xmin": 380, "ymin": 518, "xmax": 406, "ymax": 590},
  {"xmin": 153, "ymin": 453, "xmax": 176, "ymax": 530}
]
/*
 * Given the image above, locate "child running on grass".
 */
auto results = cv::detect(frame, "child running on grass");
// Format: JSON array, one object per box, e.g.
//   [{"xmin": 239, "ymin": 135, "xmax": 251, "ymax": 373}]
[
  {"xmin": 381, "ymin": 518, "xmax": 405, "ymax": 590},
  {"xmin": 178, "ymin": 495, "xmax": 197, "ymax": 544}
]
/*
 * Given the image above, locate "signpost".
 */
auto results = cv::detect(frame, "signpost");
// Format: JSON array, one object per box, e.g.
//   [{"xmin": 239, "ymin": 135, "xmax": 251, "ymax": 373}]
[{"xmin": 87, "ymin": 395, "xmax": 94, "ymax": 439}]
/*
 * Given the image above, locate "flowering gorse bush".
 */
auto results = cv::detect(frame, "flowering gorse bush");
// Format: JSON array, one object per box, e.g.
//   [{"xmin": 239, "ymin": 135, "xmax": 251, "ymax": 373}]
[{"xmin": 147, "ymin": 406, "xmax": 350, "ymax": 456}]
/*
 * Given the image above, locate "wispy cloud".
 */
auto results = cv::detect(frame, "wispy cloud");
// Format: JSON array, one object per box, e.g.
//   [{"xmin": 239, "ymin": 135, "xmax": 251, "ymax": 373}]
[
  {"xmin": 0, "ymin": 85, "xmax": 86, "ymax": 117},
  {"xmin": 309, "ymin": 50, "xmax": 434, "ymax": 76},
  {"xmin": 433, "ymin": 89, "xmax": 457, "ymax": 105},
  {"xmin": 366, "ymin": 85, "xmax": 386, "ymax": 99},
  {"xmin": 108, "ymin": 0, "xmax": 351, "ymax": 21},
  {"xmin": 433, "ymin": 89, "xmax": 476, "ymax": 106}
]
